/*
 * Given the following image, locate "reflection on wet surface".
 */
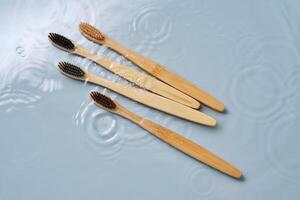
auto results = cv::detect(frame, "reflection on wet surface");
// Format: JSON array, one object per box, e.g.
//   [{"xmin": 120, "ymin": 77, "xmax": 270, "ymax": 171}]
[{"xmin": 1, "ymin": 0, "xmax": 300, "ymax": 199}]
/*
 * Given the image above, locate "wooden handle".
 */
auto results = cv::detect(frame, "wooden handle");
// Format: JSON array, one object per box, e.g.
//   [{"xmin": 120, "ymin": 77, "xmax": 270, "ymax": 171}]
[
  {"xmin": 139, "ymin": 119, "xmax": 241, "ymax": 178},
  {"xmin": 75, "ymin": 47, "xmax": 200, "ymax": 109},
  {"xmin": 88, "ymin": 73, "xmax": 216, "ymax": 126},
  {"xmin": 150, "ymin": 66, "xmax": 225, "ymax": 112},
  {"xmin": 104, "ymin": 37, "xmax": 225, "ymax": 112}
]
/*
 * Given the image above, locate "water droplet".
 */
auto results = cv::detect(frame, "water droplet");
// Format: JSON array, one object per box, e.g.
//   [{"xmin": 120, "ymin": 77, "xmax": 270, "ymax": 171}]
[{"xmin": 16, "ymin": 46, "xmax": 26, "ymax": 57}]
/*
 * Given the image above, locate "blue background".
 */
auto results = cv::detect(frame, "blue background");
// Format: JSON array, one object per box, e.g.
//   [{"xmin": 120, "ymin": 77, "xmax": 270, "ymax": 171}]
[{"xmin": 0, "ymin": 0, "xmax": 300, "ymax": 199}]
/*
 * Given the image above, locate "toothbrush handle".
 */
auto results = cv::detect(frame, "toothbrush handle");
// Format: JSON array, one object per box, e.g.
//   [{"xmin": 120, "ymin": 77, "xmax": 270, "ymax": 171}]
[
  {"xmin": 139, "ymin": 119, "xmax": 241, "ymax": 178},
  {"xmin": 76, "ymin": 47, "xmax": 200, "ymax": 109},
  {"xmin": 88, "ymin": 74, "xmax": 216, "ymax": 126},
  {"xmin": 105, "ymin": 38, "xmax": 224, "ymax": 112}
]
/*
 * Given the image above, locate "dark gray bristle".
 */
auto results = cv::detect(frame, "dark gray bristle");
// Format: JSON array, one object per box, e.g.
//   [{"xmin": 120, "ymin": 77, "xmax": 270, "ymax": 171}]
[
  {"xmin": 48, "ymin": 33, "xmax": 75, "ymax": 50},
  {"xmin": 90, "ymin": 91, "xmax": 116, "ymax": 109},
  {"xmin": 58, "ymin": 62, "xmax": 85, "ymax": 77}
]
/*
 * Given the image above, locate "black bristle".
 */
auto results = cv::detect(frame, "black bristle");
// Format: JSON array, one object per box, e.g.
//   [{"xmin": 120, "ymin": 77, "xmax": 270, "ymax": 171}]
[
  {"xmin": 58, "ymin": 62, "xmax": 85, "ymax": 77},
  {"xmin": 90, "ymin": 91, "xmax": 116, "ymax": 109},
  {"xmin": 48, "ymin": 33, "xmax": 75, "ymax": 50}
]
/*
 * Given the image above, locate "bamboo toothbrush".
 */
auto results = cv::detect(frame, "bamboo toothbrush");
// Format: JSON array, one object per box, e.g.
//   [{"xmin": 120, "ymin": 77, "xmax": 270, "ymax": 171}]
[
  {"xmin": 48, "ymin": 33, "xmax": 200, "ymax": 109},
  {"xmin": 90, "ymin": 91, "xmax": 241, "ymax": 178},
  {"xmin": 79, "ymin": 22, "xmax": 225, "ymax": 112},
  {"xmin": 58, "ymin": 62, "xmax": 216, "ymax": 126}
]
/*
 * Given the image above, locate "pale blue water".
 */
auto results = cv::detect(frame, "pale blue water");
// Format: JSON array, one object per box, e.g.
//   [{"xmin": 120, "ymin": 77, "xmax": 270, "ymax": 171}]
[{"xmin": 0, "ymin": 0, "xmax": 300, "ymax": 199}]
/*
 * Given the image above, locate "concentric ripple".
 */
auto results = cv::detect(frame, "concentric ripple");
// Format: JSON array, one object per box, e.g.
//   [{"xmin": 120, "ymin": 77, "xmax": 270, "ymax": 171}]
[
  {"xmin": 10, "ymin": 59, "xmax": 62, "ymax": 93},
  {"xmin": 128, "ymin": 4, "xmax": 172, "ymax": 55},
  {"xmin": 179, "ymin": 0, "xmax": 253, "ymax": 40},
  {"xmin": 131, "ymin": 4, "xmax": 172, "ymax": 43},
  {"xmin": 0, "ymin": 85, "xmax": 41, "ymax": 113},
  {"xmin": 12, "ymin": 0, "xmax": 97, "ymax": 54},
  {"xmin": 73, "ymin": 101, "xmax": 122, "ymax": 159},
  {"xmin": 265, "ymin": 115, "xmax": 300, "ymax": 182},
  {"xmin": 285, "ymin": 68, "xmax": 300, "ymax": 117},
  {"xmin": 0, "ymin": 57, "xmax": 63, "ymax": 111},
  {"xmin": 185, "ymin": 167, "xmax": 216, "ymax": 197},
  {"xmin": 13, "ymin": 0, "xmax": 96, "ymax": 30},
  {"xmin": 233, "ymin": 35, "xmax": 299, "ymax": 66},
  {"xmin": 230, "ymin": 63, "xmax": 284, "ymax": 121},
  {"xmin": 0, "ymin": 59, "xmax": 40, "ymax": 113}
]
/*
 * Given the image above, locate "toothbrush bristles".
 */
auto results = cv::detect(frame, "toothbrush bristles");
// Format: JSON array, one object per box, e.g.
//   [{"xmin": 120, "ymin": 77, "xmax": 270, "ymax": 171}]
[
  {"xmin": 79, "ymin": 22, "xmax": 105, "ymax": 41},
  {"xmin": 90, "ymin": 91, "xmax": 116, "ymax": 109},
  {"xmin": 58, "ymin": 62, "xmax": 85, "ymax": 77},
  {"xmin": 48, "ymin": 33, "xmax": 75, "ymax": 50}
]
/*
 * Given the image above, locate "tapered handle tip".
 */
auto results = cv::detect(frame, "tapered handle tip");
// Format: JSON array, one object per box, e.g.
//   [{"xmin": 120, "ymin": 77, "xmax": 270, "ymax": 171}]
[
  {"xmin": 214, "ymin": 103, "xmax": 225, "ymax": 113},
  {"xmin": 205, "ymin": 117, "xmax": 217, "ymax": 127},
  {"xmin": 224, "ymin": 166, "xmax": 242, "ymax": 179},
  {"xmin": 232, "ymin": 170, "xmax": 242, "ymax": 179}
]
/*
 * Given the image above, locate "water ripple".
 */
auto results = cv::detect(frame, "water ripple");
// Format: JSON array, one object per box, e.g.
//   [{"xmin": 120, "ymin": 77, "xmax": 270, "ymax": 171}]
[
  {"xmin": 233, "ymin": 35, "xmax": 299, "ymax": 66},
  {"xmin": 185, "ymin": 167, "xmax": 216, "ymax": 197},
  {"xmin": 73, "ymin": 101, "xmax": 122, "ymax": 160},
  {"xmin": 128, "ymin": 4, "xmax": 172, "ymax": 55},
  {"xmin": 10, "ymin": 59, "xmax": 62, "ymax": 93},
  {"xmin": 131, "ymin": 4, "xmax": 172, "ymax": 44},
  {"xmin": 265, "ymin": 115, "xmax": 300, "ymax": 183},
  {"xmin": 14, "ymin": 0, "xmax": 96, "ymax": 30},
  {"xmin": 12, "ymin": 0, "xmax": 98, "ymax": 56},
  {"xmin": 0, "ymin": 58, "xmax": 43, "ymax": 114},
  {"xmin": 285, "ymin": 67, "xmax": 300, "ymax": 117},
  {"xmin": 15, "ymin": 30, "xmax": 52, "ymax": 58},
  {"xmin": 230, "ymin": 63, "xmax": 284, "ymax": 121},
  {"xmin": 180, "ymin": 0, "xmax": 253, "ymax": 40},
  {"xmin": 0, "ymin": 85, "xmax": 41, "ymax": 113}
]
